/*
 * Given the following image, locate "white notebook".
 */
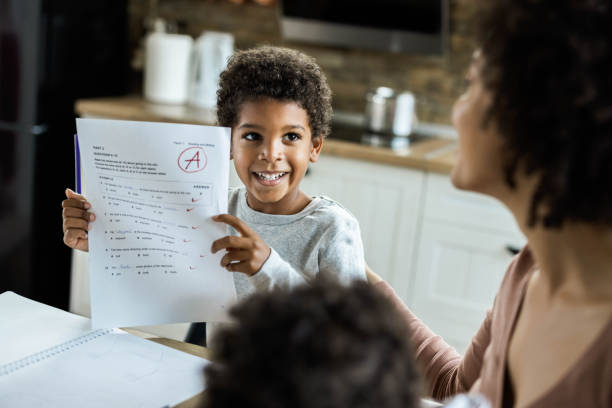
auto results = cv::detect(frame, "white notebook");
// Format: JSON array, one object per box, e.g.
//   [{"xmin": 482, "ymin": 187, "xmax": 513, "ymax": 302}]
[{"xmin": 0, "ymin": 291, "xmax": 208, "ymax": 407}]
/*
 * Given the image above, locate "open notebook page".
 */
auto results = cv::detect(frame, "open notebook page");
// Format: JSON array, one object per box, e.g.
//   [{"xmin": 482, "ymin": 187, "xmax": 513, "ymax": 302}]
[
  {"xmin": 0, "ymin": 291, "xmax": 91, "ymax": 365},
  {"xmin": 0, "ymin": 292, "xmax": 208, "ymax": 407}
]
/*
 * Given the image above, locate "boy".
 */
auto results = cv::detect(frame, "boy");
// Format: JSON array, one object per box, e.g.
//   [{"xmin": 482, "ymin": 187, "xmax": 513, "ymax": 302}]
[
  {"xmin": 203, "ymin": 279, "xmax": 422, "ymax": 408},
  {"xmin": 62, "ymin": 47, "xmax": 366, "ymax": 333}
]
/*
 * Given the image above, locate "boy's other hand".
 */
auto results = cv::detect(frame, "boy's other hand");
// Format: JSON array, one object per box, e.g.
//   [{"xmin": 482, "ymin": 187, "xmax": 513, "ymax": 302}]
[
  {"xmin": 211, "ymin": 214, "xmax": 271, "ymax": 276},
  {"xmin": 62, "ymin": 188, "xmax": 94, "ymax": 252}
]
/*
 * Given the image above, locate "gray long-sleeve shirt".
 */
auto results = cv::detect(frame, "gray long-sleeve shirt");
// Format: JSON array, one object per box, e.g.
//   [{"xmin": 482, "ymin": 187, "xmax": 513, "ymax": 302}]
[
  {"xmin": 207, "ymin": 188, "xmax": 366, "ymax": 342},
  {"xmin": 228, "ymin": 187, "xmax": 366, "ymax": 300}
]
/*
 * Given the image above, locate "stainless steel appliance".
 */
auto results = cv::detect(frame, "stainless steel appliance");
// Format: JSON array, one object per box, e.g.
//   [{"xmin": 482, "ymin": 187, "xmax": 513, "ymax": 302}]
[{"xmin": 365, "ymin": 87, "xmax": 418, "ymax": 137}]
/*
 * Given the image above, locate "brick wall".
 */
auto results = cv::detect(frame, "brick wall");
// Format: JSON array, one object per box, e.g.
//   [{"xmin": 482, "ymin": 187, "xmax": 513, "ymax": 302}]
[{"xmin": 128, "ymin": 0, "xmax": 477, "ymax": 124}]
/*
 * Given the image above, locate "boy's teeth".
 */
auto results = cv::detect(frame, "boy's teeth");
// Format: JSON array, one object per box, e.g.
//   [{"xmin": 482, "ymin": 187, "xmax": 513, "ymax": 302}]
[{"xmin": 256, "ymin": 172, "xmax": 286, "ymax": 181}]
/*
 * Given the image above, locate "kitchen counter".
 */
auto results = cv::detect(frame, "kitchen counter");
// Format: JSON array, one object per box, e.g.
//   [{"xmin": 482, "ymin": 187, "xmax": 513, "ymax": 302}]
[{"xmin": 75, "ymin": 96, "xmax": 457, "ymax": 174}]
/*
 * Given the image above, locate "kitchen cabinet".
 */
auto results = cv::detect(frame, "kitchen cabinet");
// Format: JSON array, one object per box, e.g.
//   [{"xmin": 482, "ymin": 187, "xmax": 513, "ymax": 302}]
[
  {"xmin": 300, "ymin": 155, "xmax": 425, "ymax": 303},
  {"xmin": 231, "ymin": 155, "xmax": 424, "ymax": 303},
  {"xmin": 294, "ymin": 157, "xmax": 525, "ymax": 353},
  {"xmin": 411, "ymin": 220, "xmax": 519, "ymax": 352},
  {"xmin": 411, "ymin": 174, "xmax": 525, "ymax": 352}
]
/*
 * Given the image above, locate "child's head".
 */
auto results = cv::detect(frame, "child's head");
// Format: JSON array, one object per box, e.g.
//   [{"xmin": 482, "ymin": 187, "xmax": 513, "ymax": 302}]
[
  {"xmin": 203, "ymin": 280, "xmax": 421, "ymax": 408},
  {"xmin": 217, "ymin": 46, "xmax": 332, "ymax": 140},
  {"xmin": 216, "ymin": 46, "xmax": 332, "ymax": 213}
]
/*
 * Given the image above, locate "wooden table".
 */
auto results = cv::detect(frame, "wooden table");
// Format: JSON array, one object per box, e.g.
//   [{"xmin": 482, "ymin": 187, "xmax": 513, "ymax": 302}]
[
  {"xmin": 122, "ymin": 328, "xmax": 210, "ymax": 407},
  {"xmin": 136, "ymin": 334, "xmax": 443, "ymax": 408},
  {"xmin": 149, "ymin": 337, "xmax": 209, "ymax": 407}
]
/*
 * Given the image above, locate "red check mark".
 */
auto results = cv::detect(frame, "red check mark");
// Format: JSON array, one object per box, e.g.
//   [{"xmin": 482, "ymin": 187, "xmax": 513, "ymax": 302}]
[
  {"xmin": 189, "ymin": 266, "xmax": 196, "ymax": 270},
  {"xmin": 186, "ymin": 207, "xmax": 195, "ymax": 212},
  {"xmin": 183, "ymin": 239, "xmax": 191, "ymax": 243},
  {"xmin": 191, "ymin": 197, "xmax": 200, "ymax": 203}
]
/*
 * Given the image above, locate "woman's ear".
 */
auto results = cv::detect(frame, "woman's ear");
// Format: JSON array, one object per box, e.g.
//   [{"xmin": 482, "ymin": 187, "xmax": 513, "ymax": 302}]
[{"xmin": 309, "ymin": 136, "xmax": 323, "ymax": 163}]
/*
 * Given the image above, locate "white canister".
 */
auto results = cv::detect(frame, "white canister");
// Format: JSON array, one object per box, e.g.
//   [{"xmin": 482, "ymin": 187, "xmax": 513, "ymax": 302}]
[
  {"xmin": 392, "ymin": 92, "xmax": 417, "ymax": 137},
  {"xmin": 188, "ymin": 31, "xmax": 234, "ymax": 108},
  {"xmin": 144, "ymin": 32, "xmax": 193, "ymax": 104}
]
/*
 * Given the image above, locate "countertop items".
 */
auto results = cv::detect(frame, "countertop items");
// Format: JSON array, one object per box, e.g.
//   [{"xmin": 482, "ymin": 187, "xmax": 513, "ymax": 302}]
[
  {"xmin": 144, "ymin": 28, "xmax": 193, "ymax": 104},
  {"xmin": 364, "ymin": 86, "xmax": 417, "ymax": 137},
  {"xmin": 74, "ymin": 96, "xmax": 457, "ymax": 174},
  {"xmin": 189, "ymin": 32, "xmax": 234, "ymax": 108}
]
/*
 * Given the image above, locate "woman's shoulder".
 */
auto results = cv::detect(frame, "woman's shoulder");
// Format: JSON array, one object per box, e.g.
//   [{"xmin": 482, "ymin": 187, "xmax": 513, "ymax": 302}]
[
  {"xmin": 484, "ymin": 246, "xmax": 536, "ymax": 333},
  {"xmin": 496, "ymin": 246, "xmax": 536, "ymax": 304}
]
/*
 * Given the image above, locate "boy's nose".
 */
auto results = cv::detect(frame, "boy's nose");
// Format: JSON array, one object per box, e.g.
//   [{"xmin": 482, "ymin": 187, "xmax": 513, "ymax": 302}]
[{"xmin": 258, "ymin": 139, "xmax": 283, "ymax": 162}]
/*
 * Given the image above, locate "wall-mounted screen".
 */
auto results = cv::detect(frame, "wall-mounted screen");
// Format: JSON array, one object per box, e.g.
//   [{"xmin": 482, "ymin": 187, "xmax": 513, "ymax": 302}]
[{"xmin": 280, "ymin": 0, "xmax": 448, "ymax": 54}]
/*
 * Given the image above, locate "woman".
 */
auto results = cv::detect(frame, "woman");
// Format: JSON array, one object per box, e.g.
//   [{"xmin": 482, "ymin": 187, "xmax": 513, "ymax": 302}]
[{"xmin": 370, "ymin": 0, "xmax": 612, "ymax": 407}]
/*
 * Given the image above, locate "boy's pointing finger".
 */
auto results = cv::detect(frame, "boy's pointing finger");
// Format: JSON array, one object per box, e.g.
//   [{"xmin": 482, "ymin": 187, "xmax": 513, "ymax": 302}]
[
  {"xmin": 211, "ymin": 235, "xmax": 251, "ymax": 253},
  {"xmin": 212, "ymin": 214, "xmax": 253, "ymax": 237}
]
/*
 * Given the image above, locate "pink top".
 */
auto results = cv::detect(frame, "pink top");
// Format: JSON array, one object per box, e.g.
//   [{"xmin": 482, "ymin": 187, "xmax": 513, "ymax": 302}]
[{"xmin": 376, "ymin": 247, "xmax": 612, "ymax": 407}]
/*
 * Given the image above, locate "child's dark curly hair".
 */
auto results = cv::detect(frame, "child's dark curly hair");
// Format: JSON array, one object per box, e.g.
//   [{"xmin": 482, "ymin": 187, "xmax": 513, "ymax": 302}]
[
  {"xmin": 475, "ymin": 0, "xmax": 612, "ymax": 227},
  {"xmin": 216, "ymin": 46, "xmax": 332, "ymax": 139},
  {"xmin": 203, "ymin": 280, "xmax": 421, "ymax": 408}
]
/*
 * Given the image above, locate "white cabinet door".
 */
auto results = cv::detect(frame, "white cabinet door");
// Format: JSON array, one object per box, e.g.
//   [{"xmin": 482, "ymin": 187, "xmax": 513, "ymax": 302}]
[
  {"xmin": 410, "ymin": 220, "xmax": 520, "ymax": 353},
  {"xmin": 424, "ymin": 173, "xmax": 522, "ymax": 235},
  {"xmin": 301, "ymin": 155, "xmax": 424, "ymax": 304},
  {"xmin": 410, "ymin": 174, "xmax": 526, "ymax": 353}
]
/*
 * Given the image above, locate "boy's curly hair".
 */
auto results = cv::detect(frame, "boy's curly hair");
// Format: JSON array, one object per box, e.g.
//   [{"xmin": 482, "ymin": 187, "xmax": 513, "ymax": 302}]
[
  {"xmin": 475, "ymin": 0, "xmax": 612, "ymax": 227},
  {"xmin": 216, "ymin": 46, "xmax": 332, "ymax": 139},
  {"xmin": 203, "ymin": 280, "xmax": 421, "ymax": 408}
]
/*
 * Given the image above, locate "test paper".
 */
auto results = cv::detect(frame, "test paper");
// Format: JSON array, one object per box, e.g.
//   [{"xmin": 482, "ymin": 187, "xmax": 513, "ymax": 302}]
[{"xmin": 76, "ymin": 118, "xmax": 236, "ymax": 328}]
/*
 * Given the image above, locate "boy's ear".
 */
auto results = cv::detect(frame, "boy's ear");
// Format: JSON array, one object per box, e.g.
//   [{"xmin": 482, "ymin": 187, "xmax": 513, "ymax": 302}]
[{"xmin": 309, "ymin": 136, "xmax": 323, "ymax": 163}]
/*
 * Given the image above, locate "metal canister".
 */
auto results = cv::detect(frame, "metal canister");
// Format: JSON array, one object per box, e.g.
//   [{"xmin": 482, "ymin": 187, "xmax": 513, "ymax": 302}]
[
  {"xmin": 365, "ymin": 87, "xmax": 417, "ymax": 136},
  {"xmin": 365, "ymin": 87, "xmax": 396, "ymax": 134}
]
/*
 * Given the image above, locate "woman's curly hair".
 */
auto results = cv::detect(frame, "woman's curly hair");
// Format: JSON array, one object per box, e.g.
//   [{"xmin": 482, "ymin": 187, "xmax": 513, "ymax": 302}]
[
  {"xmin": 476, "ymin": 0, "xmax": 612, "ymax": 227},
  {"xmin": 216, "ymin": 46, "xmax": 332, "ymax": 139},
  {"xmin": 203, "ymin": 280, "xmax": 421, "ymax": 408}
]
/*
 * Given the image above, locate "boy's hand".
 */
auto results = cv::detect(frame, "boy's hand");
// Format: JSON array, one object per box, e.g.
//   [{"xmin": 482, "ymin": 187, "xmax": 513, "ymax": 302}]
[
  {"xmin": 62, "ymin": 188, "xmax": 95, "ymax": 252},
  {"xmin": 211, "ymin": 214, "xmax": 271, "ymax": 276}
]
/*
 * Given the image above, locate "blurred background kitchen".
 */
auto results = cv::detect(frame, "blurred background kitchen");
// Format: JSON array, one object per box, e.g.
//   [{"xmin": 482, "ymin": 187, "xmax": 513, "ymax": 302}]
[{"xmin": 0, "ymin": 0, "xmax": 524, "ymax": 352}]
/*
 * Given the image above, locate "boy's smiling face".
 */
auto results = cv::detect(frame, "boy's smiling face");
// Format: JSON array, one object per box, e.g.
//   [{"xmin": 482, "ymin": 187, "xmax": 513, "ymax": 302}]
[{"xmin": 231, "ymin": 98, "xmax": 323, "ymax": 215}]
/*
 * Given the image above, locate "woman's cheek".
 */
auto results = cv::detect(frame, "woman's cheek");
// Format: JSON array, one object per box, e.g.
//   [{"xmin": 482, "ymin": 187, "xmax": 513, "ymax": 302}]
[{"xmin": 452, "ymin": 100, "xmax": 468, "ymax": 135}]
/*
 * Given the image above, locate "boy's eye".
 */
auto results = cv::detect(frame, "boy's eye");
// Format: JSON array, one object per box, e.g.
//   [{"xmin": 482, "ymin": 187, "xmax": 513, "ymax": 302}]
[
  {"xmin": 243, "ymin": 132, "xmax": 261, "ymax": 141},
  {"xmin": 283, "ymin": 133, "xmax": 301, "ymax": 142}
]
